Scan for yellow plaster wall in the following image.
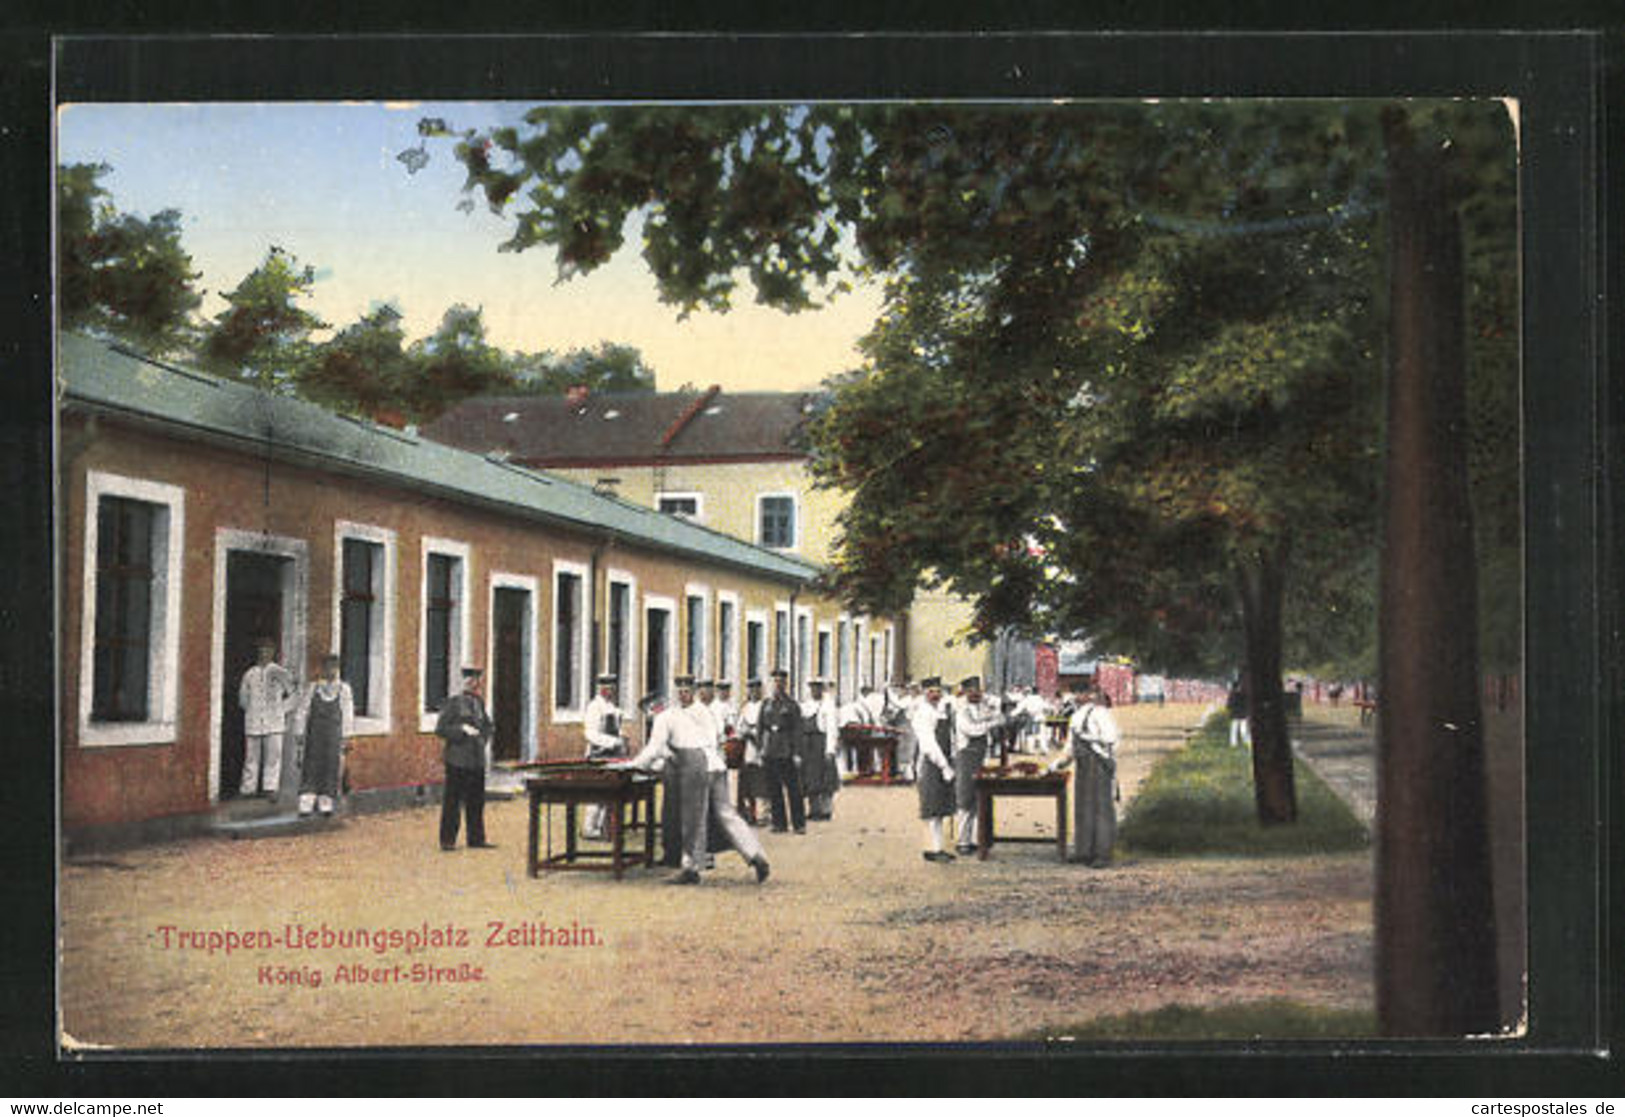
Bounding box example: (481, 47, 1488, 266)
(549, 459, 844, 566)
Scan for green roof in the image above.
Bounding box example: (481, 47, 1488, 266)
(58, 333, 824, 585)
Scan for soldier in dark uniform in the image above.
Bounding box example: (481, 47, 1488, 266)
(434, 666, 496, 851)
(758, 668, 805, 833)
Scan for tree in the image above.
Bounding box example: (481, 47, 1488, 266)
(434, 103, 1390, 823)
(199, 246, 327, 392)
(58, 163, 202, 356)
(299, 303, 415, 419)
(508, 341, 658, 395)
(402, 304, 516, 421)
(1372, 105, 1505, 1037)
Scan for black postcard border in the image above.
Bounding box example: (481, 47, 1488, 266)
(3, 19, 1618, 1097)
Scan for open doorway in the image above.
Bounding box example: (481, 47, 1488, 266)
(490, 582, 535, 763)
(219, 551, 293, 800)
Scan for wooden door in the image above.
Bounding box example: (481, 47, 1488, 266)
(491, 587, 528, 762)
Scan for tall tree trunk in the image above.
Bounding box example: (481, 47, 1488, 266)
(1238, 544, 1296, 825)
(1375, 108, 1499, 1036)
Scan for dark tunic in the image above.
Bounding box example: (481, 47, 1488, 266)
(435, 693, 491, 770)
(916, 711, 956, 819)
(799, 713, 837, 798)
(1069, 705, 1117, 865)
(298, 686, 344, 798)
(757, 694, 801, 760)
(1072, 749, 1117, 865)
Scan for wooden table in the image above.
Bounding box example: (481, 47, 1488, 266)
(840, 724, 904, 784)
(974, 769, 1069, 862)
(524, 765, 657, 880)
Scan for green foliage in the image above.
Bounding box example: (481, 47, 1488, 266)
(1117, 714, 1368, 855)
(1037, 1000, 1377, 1041)
(402, 304, 517, 421)
(199, 245, 327, 392)
(507, 341, 658, 396)
(58, 163, 202, 356)
(297, 304, 414, 418)
(435, 99, 1516, 691)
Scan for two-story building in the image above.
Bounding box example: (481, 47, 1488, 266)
(424, 385, 990, 697)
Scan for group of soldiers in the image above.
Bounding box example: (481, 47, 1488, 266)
(575, 668, 1124, 881)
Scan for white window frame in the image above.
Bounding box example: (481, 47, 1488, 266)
(419, 536, 471, 733)
(654, 490, 705, 522)
(817, 623, 834, 687)
(486, 572, 540, 761)
(773, 600, 791, 674)
(854, 618, 869, 692)
(716, 590, 741, 685)
(795, 605, 813, 699)
(209, 528, 309, 802)
(683, 582, 711, 680)
(605, 569, 639, 716)
(745, 607, 769, 685)
(332, 521, 396, 737)
(78, 471, 186, 748)
(839, 614, 857, 703)
(551, 558, 591, 723)
(755, 491, 800, 552)
(644, 593, 678, 702)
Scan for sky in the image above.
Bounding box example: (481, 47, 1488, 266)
(55, 101, 885, 393)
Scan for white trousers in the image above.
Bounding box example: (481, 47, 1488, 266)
(240, 732, 284, 794)
(954, 807, 978, 849)
(689, 771, 765, 871)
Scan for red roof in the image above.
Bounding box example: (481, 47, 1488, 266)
(422, 389, 820, 466)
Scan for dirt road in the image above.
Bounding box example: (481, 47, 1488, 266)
(60, 703, 1374, 1048)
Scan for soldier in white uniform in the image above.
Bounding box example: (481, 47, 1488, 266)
(238, 638, 296, 799)
(1049, 681, 1123, 866)
(950, 676, 1003, 854)
(709, 680, 739, 739)
(801, 679, 841, 820)
(910, 677, 957, 861)
(736, 678, 768, 823)
(582, 673, 627, 840)
(629, 676, 769, 886)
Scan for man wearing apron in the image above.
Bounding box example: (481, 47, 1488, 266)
(293, 652, 353, 817)
(1050, 681, 1123, 866)
(951, 676, 1002, 855)
(801, 679, 840, 821)
(582, 673, 627, 840)
(910, 677, 956, 862)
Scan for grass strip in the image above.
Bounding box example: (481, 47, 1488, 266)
(1035, 999, 1377, 1041)
(1118, 714, 1369, 856)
